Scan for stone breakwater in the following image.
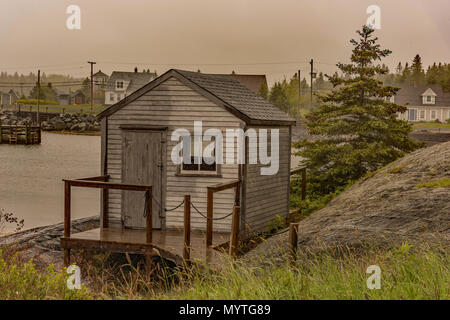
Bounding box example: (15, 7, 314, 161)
(0, 110, 100, 133)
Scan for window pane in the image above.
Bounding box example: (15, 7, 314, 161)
(182, 156, 198, 171)
(200, 157, 216, 171)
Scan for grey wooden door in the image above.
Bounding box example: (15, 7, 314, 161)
(122, 130, 163, 229)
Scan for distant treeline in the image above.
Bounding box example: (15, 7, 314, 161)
(265, 54, 450, 119)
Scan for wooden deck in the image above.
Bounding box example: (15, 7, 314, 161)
(61, 228, 231, 266)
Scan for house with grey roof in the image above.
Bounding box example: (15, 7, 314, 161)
(104, 69, 156, 105)
(96, 69, 295, 235)
(394, 84, 450, 122)
(93, 70, 109, 90)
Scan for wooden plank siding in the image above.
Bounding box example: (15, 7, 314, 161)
(105, 77, 243, 232)
(244, 126, 291, 232)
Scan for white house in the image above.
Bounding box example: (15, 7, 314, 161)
(394, 84, 450, 122)
(104, 69, 156, 105)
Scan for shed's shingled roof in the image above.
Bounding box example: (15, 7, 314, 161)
(97, 69, 294, 124)
(219, 74, 267, 94)
(174, 69, 293, 123)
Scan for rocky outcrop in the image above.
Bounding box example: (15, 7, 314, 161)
(0, 217, 99, 269)
(251, 142, 450, 259)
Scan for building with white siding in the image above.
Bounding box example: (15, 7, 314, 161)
(394, 84, 450, 122)
(96, 69, 295, 234)
(104, 69, 156, 106)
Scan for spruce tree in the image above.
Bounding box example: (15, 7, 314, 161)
(411, 54, 425, 85)
(294, 25, 421, 196)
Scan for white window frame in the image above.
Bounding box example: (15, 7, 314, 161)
(408, 108, 418, 122)
(430, 110, 437, 121)
(423, 95, 435, 105)
(419, 109, 426, 121)
(116, 81, 124, 90)
(110, 93, 115, 103)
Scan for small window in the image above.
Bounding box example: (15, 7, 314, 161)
(110, 93, 115, 102)
(116, 81, 124, 89)
(181, 136, 216, 173)
(419, 110, 425, 120)
(431, 110, 437, 120)
(426, 96, 432, 102)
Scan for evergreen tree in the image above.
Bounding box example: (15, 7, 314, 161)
(411, 54, 425, 85)
(400, 62, 411, 83)
(257, 81, 269, 100)
(294, 26, 421, 196)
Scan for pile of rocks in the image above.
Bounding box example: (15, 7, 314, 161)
(41, 113, 100, 132)
(0, 110, 33, 126)
(0, 110, 100, 133)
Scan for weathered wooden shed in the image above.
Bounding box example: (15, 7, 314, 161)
(61, 69, 295, 265)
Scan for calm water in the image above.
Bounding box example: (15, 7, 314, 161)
(0, 132, 100, 233)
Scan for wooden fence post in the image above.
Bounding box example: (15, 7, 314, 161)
(64, 181, 71, 265)
(229, 206, 240, 258)
(146, 187, 152, 244)
(206, 189, 213, 247)
(184, 195, 191, 263)
(288, 223, 299, 265)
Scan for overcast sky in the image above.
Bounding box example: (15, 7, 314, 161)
(1, 0, 449, 84)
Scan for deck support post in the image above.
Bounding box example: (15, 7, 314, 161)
(288, 223, 299, 265)
(64, 249, 71, 266)
(64, 181, 71, 266)
(146, 187, 152, 244)
(183, 195, 191, 263)
(206, 189, 213, 247)
(229, 206, 240, 258)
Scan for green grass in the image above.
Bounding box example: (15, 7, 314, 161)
(387, 163, 408, 174)
(414, 122, 450, 129)
(157, 244, 449, 300)
(0, 251, 92, 300)
(5, 104, 107, 115)
(1, 244, 448, 300)
(417, 177, 450, 188)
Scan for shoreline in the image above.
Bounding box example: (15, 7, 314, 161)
(43, 130, 101, 136)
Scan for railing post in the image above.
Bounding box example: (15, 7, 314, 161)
(146, 187, 152, 244)
(64, 180, 71, 266)
(206, 188, 213, 247)
(229, 206, 240, 258)
(301, 168, 307, 200)
(288, 223, 299, 265)
(101, 175, 109, 229)
(184, 194, 191, 263)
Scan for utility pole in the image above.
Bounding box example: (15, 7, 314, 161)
(37, 70, 40, 125)
(88, 61, 96, 113)
(309, 59, 315, 110)
(297, 69, 301, 116)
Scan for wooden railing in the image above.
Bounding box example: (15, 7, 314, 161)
(290, 166, 307, 200)
(62, 176, 152, 265)
(206, 179, 240, 248)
